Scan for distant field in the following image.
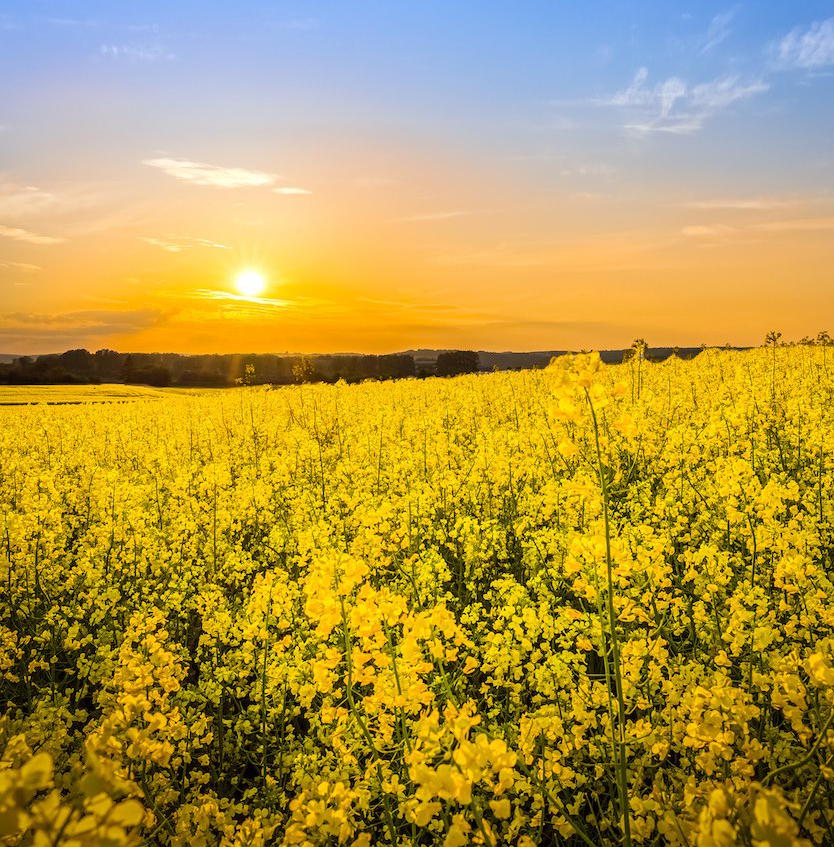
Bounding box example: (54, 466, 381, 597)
(0, 383, 201, 404)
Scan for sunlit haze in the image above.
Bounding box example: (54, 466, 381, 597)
(2, 2, 834, 354)
(236, 270, 267, 298)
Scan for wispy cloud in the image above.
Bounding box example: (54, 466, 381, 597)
(560, 163, 617, 177)
(140, 235, 231, 252)
(431, 232, 680, 273)
(48, 17, 99, 27)
(701, 9, 736, 53)
(0, 225, 65, 245)
(281, 18, 320, 31)
(772, 18, 834, 69)
(50, 17, 162, 34)
(681, 224, 736, 237)
(143, 157, 279, 188)
(193, 290, 291, 308)
(0, 261, 41, 272)
(141, 237, 184, 253)
(754, 216, 834, 232)
(570, 191, 603, 203)
(682, 216, 834, 237)
(0, 13, 21, 31)
(100, 43, 173, 61)
(399, 210, 470, 222)
(602, 68, 768, 135)
(684, 197, 788, 210)
(0, 309, 169, 345)
(0, 184, 59, 218)
(691, 77, 768, 110)
(274, 186, 312, 195)
(0, 181, 100, 219)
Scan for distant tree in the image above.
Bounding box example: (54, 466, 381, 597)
(94, 348, 123, 380)
(236, 363, 256, 386)
(60, 348, 94, 375)
(293, 356, 318, 384)
(382, 354, 416, 379)
(177, 368, 227, 387)
(121, 354, 135, 383)
(124, 362, 171, 387)
(435, 350, 479, 377)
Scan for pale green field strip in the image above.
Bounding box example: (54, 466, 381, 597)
(0, 384, 207, 405)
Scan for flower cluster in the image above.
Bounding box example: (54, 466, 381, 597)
(2, 345, 834, 844)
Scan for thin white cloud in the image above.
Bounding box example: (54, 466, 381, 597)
(691, 77, 768, 109)
(0, 181, 100, 219)
(0, 261, 41, 272)
(0, 184, 58, 218)
(399, 211, 470, 222)
(0, 225, 65, 245)
(281, 18, 320, 31)
(682, 217, 834, 237)
(603, 68, 768, 135)
(682, 225, 736, 237)
(274, 187, 312, 195)
(143, 157, 279, 188)
(754, 216, 834, 232)
(773, 18, 834, 69)
(701, 9, 736, 53)
(607, 67, 652, 106)
(100, 43, 173, 61)
(684, 197, 787, 210)
(560, 163, 617, 177)
(193, 290, 291, 308)
(570, 192, 603, 203)
(140, 235, 231, 252)
(141, 237, 185, 253)
(48, 17, 98, 27)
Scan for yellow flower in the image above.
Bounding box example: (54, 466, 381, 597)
(489, 797, 511, 819)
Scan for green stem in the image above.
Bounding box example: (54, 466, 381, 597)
(585, 387, 633, 847)
(798, 750, 834, 827)
(763, 708, 834, 787)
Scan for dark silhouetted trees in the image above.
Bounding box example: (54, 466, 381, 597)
(435, 350, 479, 377)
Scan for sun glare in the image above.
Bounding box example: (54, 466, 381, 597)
(235, 270, 266, 297)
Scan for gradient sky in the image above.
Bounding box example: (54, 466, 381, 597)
(1, 1, 834, 354)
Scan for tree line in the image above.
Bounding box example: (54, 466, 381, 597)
(0, 349, 482, 387)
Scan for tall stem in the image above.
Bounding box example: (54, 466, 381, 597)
(585, 388, 632, 847)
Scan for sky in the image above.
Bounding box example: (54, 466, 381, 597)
(1, 1, 834, 355)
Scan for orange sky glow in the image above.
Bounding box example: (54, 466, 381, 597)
(2, 4, 834, 354)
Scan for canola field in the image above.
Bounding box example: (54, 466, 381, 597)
(0, 384, 178, 406)
(2, 347, 834, 846)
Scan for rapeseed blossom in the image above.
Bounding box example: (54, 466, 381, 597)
(0, 346, 833, 844)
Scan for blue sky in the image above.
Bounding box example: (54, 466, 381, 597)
(1, 2, 834, 353)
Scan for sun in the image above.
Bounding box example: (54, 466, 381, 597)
(235, 270, 266, 297)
